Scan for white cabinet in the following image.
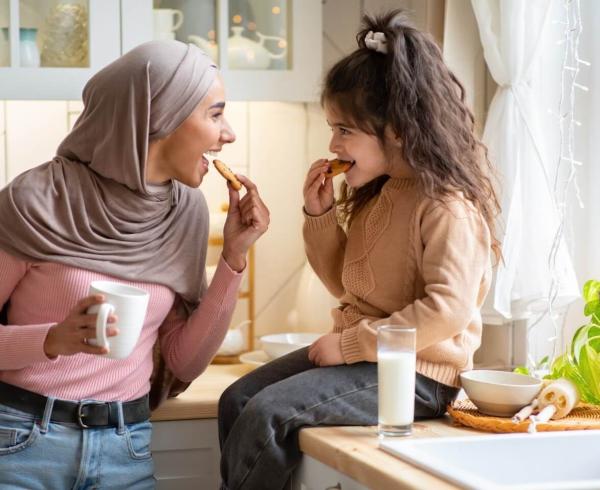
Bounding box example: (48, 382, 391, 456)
(0, 0, 152, 99)
(151, 0, 322, 101)
(292, 455, 370, 490)
(151, 418, 221, 490)
(0, 0, 321, 101)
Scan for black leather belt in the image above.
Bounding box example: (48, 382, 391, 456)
(0, 381, 150, 428)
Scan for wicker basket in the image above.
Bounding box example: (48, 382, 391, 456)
(448, 399, 600, 433)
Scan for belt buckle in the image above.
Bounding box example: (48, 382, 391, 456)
(77, 400, 102, 428)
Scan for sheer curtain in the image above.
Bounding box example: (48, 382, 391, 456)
(471, 0, 580, 331)
(562, 0, 600, 337)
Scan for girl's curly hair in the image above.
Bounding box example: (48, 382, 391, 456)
(322, 9, 501, 261)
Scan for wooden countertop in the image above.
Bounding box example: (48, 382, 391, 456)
(299, 420, 480, 490)
(151, 364, 480, 489)
(150, 363, 254, 421)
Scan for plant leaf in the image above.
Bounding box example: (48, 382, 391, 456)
(583, 280, 600, 304)
(584, 299, 600, 319)
(514, 366, 530, 375)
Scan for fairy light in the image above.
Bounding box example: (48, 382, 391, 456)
(527, 0, 589, 369)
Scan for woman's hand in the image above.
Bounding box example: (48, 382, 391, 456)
(222, 174, 270, 272)
(303, 159, 334, 217)
(308, 333, 345, 367)
(44, 294, 119, 358)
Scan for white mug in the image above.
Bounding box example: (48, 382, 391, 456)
(153, 9, 184, 40)
(87, 281, 150, 360)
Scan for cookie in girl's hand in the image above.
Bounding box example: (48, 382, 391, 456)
(324, 159, 353, 178)
(213, 159, 243, 191)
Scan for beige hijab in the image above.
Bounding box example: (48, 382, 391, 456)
(0, 40, 218, 407)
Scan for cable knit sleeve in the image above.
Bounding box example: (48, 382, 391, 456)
(340, 199, 492, 364)
(0, 250, 58, 370)
(303, 206, 347, 298)
(158, 255, 243, 382)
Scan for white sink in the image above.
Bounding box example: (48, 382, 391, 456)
(380, 430, 600, 489)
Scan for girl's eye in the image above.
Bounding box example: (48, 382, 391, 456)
(331, 127, 351, 136)
(211, 112, 223, 120)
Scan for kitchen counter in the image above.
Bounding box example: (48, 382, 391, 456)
(299, 421, 478, 490)
(151, 363, 255, 421)
(151, 364, 477, 489)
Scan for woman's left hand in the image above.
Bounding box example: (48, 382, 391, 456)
(222, 174, 270, 272)
(308, 333, 345, 366)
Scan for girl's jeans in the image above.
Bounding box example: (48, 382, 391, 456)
(218, 346, 459, 490)
(0, 399, 154, 489)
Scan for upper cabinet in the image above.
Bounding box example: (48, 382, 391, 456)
(0, 0, 322, 101)
(152, 0, 322, 101)
(0, 0, 128, 99)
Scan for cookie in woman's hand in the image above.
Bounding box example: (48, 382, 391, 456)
(213, 159, 243, 191)
(324, 159, 353, 178)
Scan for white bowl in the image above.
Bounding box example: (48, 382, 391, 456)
(260, 333, 321, 360)
(459, 370, 543, 417)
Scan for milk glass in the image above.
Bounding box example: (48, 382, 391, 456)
(377, 326, 416, 437)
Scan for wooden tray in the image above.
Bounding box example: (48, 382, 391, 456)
(448, 399, 600, 433)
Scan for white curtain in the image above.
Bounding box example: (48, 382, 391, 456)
(563, 0, 600, 335)
(471, 0, 579, 324)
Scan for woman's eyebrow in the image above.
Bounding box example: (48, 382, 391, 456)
(209, 102, 226, 110)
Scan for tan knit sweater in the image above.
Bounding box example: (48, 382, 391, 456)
(303, 177, 492, 387)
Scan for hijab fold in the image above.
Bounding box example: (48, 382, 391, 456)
(0, 41, 218, 408)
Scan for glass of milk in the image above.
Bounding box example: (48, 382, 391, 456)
(377, 326, 416, 437)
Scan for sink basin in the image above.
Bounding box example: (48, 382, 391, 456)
(380, 430, 600, 489)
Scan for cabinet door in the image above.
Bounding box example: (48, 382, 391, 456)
(292, 455, 370, 490)
(147, 0, 322, 101)
(0, 0, 121, 99)
(151, 419, 221, 490)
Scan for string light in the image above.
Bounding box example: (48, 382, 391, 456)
(528, 0, 589, 370)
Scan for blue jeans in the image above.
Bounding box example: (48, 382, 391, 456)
(0, 398, 155, 489)
(218, 347, 459, 490)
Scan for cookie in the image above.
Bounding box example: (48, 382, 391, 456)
(324, 159, 353, 178)
(213, 159, 243, 191)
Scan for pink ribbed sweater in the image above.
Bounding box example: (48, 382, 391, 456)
(0, 249, 242, 402)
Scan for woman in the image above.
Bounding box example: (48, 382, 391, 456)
(0, 40, 269, 489)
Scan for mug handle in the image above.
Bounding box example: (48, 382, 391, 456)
(172, 10, 184, 32)
(95, 303, 115, 350)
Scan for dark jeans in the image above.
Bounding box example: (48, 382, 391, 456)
(218, 347, 459, 490)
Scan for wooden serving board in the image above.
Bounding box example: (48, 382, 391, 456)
(448, 399, 600, 433)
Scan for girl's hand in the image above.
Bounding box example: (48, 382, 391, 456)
(303, 159, 334, 216)
(308, 333, 344, 366)
(44, 294, 119, 358)
(222, 174, 270, 272)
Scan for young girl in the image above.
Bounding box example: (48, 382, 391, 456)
(218, 10, 499, 490)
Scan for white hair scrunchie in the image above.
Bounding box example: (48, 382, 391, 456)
(364, 30, 388, 54)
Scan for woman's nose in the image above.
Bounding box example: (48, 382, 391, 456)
(221, 119, 236, 144)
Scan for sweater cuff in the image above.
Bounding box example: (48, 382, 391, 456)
(2, 323, 59, 366)
(340, 326, 364, 364)
(208, 256, 244, 302)
(303, 206, 338, 232)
